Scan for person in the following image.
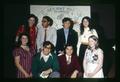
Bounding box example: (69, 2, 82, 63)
(13, 33, 35, 78)
(56, 17, 78, 55)
(77, 16, 98, 73)
(83, 35, 104, 78)
(32, 41, 60, 78)
(15, 14, 38, 50)
(36, 16, 57, 52)
(58, 44, 82, 78)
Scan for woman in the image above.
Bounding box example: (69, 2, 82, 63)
(83, 35, 104, 78)
(13, 33, 35, 78)
(77, 16, 98, 73)
(15, 14, 38, 50)
(58, 44, 81, 78)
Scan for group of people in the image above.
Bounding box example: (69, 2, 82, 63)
(13, 14, 104, 78)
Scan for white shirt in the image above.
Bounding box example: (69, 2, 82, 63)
(40, 52, 52, 62)
(65, 54, 72, 64)
(36, 25, 57, 52)
(77, 27, 98, 56)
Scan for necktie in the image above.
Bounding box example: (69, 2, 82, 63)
(44, 29, 47, 42)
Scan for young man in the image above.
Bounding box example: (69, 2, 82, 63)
(36, 16, 57, 52)
(56, 17, 78, 55)
(32, 41, 60, 78)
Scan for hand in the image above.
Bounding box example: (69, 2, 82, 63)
(29, 73, 32, 77)
(58, 51, 64, 55)
(24, 73, 30, 78)
(42, 69, 52, 76)
(71, 70, 78, 78)
(87, 73, 94, 77)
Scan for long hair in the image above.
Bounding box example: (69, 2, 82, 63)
(80, 16, 93, 35)
(17, 33, 31, 47)
(25, 14, 38, 34)
(88, 35, 99, 50)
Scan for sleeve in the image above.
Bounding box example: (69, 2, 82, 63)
(52, 28, 57, 47)
(36, 28, 41, 52)
(13, 48, 20, 57)
(52, 54, 60, 71)
(16, 25, 25, 36)
(15, 25, 25, 42)
(31, 55, 39, 78)
(74, 56, 81, 72)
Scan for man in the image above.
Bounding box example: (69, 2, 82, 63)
(56, 17, 78, 55)
(32, 41, 60, 78)
(36, 16, 57, 52)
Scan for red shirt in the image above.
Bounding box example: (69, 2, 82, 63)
(16, 25, 37, 50)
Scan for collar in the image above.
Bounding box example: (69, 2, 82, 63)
(40, 51, 52, 59)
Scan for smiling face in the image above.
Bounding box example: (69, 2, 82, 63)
(43, 44, 51, 55)
(42, 18, 50, 28)
(65, 46, 73, 56)
(63, 21, 71, 29)
(83, 18, 89, 28)
(21, 35, 28, 46)
(88, 38, 97, 49)
(28, 17, 35, 27)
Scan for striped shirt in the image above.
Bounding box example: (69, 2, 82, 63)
(13, 47, 35, 78)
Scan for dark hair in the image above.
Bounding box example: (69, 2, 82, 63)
(62, 17, 74, 29)
(88, 35, 99, 49)
(25, 14, 38, 34)
(43, 41, 54, 52)
(27, 14, 38, 26)
(43, 16, 53, 26)
(80, 16, 93, 35)
(64, 44, 73, 54)
(17, 33, 30, 47)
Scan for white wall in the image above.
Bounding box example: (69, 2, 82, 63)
(30, 5, 91, 30)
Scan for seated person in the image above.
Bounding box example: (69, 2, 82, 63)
(32, 41, 60, 78)
(58, 44, 82, 78)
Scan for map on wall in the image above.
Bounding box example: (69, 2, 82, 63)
(30, 5, 91, 30)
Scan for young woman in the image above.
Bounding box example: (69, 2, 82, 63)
(15, 14, 38, 50)
(13, 33, 35, 78)
(83, 35, 104, 78)
(77, 16, 98, 73)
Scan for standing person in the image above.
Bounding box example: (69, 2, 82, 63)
(83, 35, 104, 78)
(13, 33, 35, 78)
(15, 14, 38, 50)
(77, 16, 98, 73)
(32, 41, 60, 78)
(58, 44, 82, 78)
(36, 16, 57, 52)
(56, 17, 78, 55)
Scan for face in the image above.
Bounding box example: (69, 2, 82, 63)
(63, 21, 71, 29)
(88, 38, 97, 49)
(43, 44, 51, 55)
(83, 19, 89, 28)
(65, 46, 73, 56)
(42, 18, 50, 28)
(28, 17, 35, 27)
(21, 35, 28, 46)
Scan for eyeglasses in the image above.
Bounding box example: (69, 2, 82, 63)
(44, 46, 51, 49)
(42, 21, 47, 23)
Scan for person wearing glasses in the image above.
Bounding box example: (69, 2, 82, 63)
(32, 41, 60, 78)
(36, 16, 57, 52)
